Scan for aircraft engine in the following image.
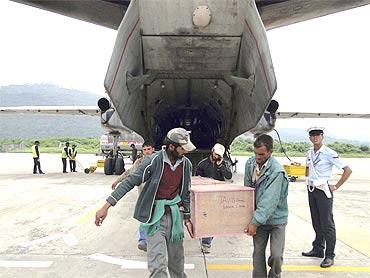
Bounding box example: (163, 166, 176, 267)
(97, 97, 111, 113)
(249, 100, 279, 136)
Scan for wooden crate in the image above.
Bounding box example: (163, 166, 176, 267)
(190, 176, 255, 238)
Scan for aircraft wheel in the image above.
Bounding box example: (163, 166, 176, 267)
(115, 157, 125, 175)
(104, 158, 114, 175)
(289, 176, 297, 182)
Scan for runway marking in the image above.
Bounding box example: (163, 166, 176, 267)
(19, 233, 63, 247)
(62, 233, 79, 246)
(76, 209, 97, 225)
(88, 253, 195, 270)
(76, 201, 106, 225)
(0, 260, 53, 268)
(207, 264, 370, 272)
(20, 233, 78, 247)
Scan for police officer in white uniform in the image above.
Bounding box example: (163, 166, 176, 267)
(302, 127, 352, 268)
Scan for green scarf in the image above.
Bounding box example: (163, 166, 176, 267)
(140, 195, 184, 243)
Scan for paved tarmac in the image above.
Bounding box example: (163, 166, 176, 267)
(0, 153, 369, 277)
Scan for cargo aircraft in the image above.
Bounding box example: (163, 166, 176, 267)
(4, 0, 370, 174)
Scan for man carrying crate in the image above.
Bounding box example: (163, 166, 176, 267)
(244, 134, 289, 278)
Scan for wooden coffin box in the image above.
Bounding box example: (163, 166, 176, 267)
(190, 176, 255, 239)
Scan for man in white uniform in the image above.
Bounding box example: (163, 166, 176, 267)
(302, 127, 352, 268)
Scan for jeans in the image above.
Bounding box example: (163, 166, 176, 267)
(139, 226, 146, 243)
(252, 224, 286, 278)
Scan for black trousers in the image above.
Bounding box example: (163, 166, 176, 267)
(33, 158, 42, 173)
(308, 188, 336, 258)
(69, 160, 76, 172)
(62, 158, 67, 172)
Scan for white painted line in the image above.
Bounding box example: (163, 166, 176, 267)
(88, 253, 195, 270)
(121, 259, 147, 269)
(184, 264, 195, 270)
(88, 253, 124, 266)
(63, 233, 79, 246)
(0, 260, 53, 268)
(20, 233, 63, 247)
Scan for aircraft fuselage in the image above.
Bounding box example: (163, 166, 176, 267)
(104, 0, 276, 150)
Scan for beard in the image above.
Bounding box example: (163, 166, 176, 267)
(168, 148, 183, 160)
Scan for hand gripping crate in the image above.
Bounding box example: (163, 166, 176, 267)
(190, 176, 255, 238)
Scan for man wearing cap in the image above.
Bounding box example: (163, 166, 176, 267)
(244, 134, 289, 278)
(302, 127, 352, 268)
(95, 127, 195, 277)
(195, 143, 232, 253)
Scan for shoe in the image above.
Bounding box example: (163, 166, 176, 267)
(33, 172, 37, 174)
(302, 249, 324, 258)
(63, 171, 67, 173)
(39, 172, 45, 174)
(138, 241, 147, 252)
(201, 244, 211, 254)
(320, 257, 334, 268)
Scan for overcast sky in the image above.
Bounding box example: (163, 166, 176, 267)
(0, 1, 369, 140)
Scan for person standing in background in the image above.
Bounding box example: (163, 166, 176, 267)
(69, 144, 77, 172)
(61, 142, 70, 173)
(130, 143, 138, 163)
(302, 127, 352, 268)
(32, 140, 44, 174)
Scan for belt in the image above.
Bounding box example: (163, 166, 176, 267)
(307, 184, 315, 192)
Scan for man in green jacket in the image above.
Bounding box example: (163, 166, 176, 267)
(244, 134, 289, 278)
(95, 127, 195, 278)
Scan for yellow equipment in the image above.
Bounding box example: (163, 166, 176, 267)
(284, 162, 306, 182)
(83, 159, 105, 174)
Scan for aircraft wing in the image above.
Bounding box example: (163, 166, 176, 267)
(0, 105, 136, 134)
(0, 106, 100, 116)
(256, 0, 370, 30)
(277, 112, 370, 119)
(11, 0, 129, 29)
(12, 0, 370, 31)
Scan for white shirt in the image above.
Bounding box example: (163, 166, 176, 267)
(306, 145, 345, 198)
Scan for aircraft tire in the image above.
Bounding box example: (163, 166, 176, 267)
(115, 157, 125, 175)
(104, 158, 114, 175)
